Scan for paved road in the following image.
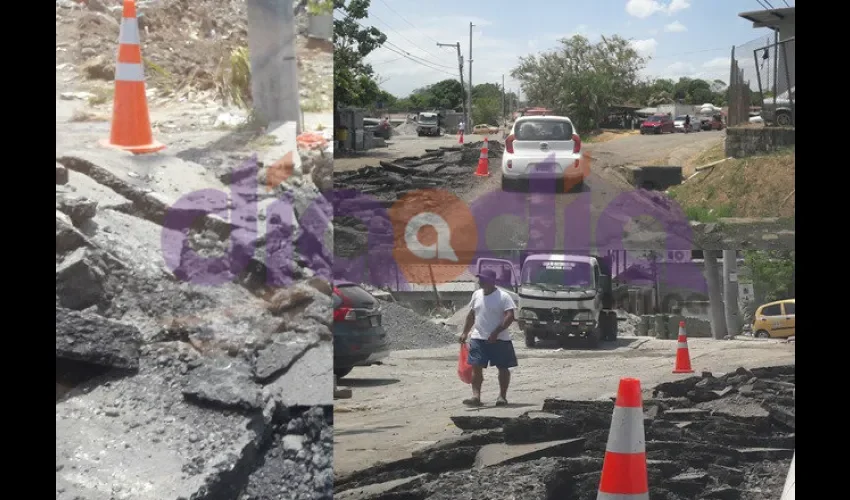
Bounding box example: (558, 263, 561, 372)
(335, 129, 723, 251)
(333, 335, 794, 477)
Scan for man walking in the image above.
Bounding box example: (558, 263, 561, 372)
(459, 269, 518, 407)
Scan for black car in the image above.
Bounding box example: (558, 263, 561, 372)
(333, 282, 390, 379)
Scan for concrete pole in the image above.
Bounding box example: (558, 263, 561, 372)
(703, 250, 726, 339)
(246, 0, 302, 133)
(468, 22, 473, 127)
(722, 250, 742, 337)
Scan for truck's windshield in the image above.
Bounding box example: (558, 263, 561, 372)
(418, 114, 438, 124)
(522, 260, 594, 289)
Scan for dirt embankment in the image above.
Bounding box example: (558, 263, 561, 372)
(335, 365, 795, 500)
(56, 0, 332, 111)
(671, 143, 795, 221)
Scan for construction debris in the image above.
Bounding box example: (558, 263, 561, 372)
(334, 142, 501, 261)
(334, 365, 795, 500)
(380, 302, 458, 350)
(55, 147, 333, 499)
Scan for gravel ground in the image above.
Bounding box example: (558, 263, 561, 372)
(239, 406, 333, 500)
(381, 302, 457, 350)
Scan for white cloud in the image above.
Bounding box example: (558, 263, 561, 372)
(664, 21, 687, 32)
(668, 0, 691, 14)
(625, 0, 692, 19)
(703, 57, 730, 71)
(630, 38, 659, 58)
(646, 56, 731, 83)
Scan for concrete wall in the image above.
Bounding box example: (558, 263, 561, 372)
(636, 314, 713, 339)
(726, 127, 795, 158)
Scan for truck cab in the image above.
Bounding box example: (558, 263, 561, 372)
(416, 112, 441, 136)
(476, 253, 618, 348)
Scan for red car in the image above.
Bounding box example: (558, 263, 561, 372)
(640, 114, 674, 134)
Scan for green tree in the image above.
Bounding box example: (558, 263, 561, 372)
(471, 83, 505, 124)
(511, 35, 647, 132)
(744, 250, 795, 304)
(334, 0, 386, 107)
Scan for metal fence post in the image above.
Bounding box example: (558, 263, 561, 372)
(781, 40, 794, 125)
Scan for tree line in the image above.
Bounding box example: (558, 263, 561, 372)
(334, 3, 737, 131)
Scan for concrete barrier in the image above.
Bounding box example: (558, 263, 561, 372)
(726, 126, 795, 158)
(653, 315, 668, 339)
(667, 315, 712, 338)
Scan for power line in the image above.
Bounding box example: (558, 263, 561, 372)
(377, 45, 457, 77)
(336, 9, 454, 76)
(376, 0, 442, 45)
(335, 8, 456, 72)
(370, 55, 406, 66)
(366, 10, 454, 68)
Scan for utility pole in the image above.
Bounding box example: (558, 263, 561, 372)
(703, 250, 727, 339)
(437, 42, 466, 129)
(722, 250, 742, 337)
(468, 22, 474, 128)
(501, 74, 505, 125)
(246, 0, 301, 132)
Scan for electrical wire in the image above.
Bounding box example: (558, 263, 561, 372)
(365, 9, 455, 68)
(334, 8, 457, 76)
(376, 0, 442, 45)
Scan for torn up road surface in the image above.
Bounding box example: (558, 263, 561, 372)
(335, 363, 795, 500)
(56, 145, 333, 500)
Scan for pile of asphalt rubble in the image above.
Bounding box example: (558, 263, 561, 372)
(334, 142, 502, 259)
(335, 365, 795, 500)
(379, 301, 457, 350)
(55, 150, 334, 499)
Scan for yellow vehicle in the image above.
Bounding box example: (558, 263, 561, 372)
(472, 124, 498, 135)
(752, 299, 795, 338)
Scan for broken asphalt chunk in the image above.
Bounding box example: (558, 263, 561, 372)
(182, 359, 264, 412)
(55, 307, 141, 371)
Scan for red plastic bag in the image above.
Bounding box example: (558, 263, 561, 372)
(458, 343, 473, 384)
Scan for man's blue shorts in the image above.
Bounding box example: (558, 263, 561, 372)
(468, 339, 519, 369)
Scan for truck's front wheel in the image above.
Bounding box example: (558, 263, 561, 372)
(524, 330, 536, 348)
(585, 327, 600, 348)
(600, 311, 618, 342)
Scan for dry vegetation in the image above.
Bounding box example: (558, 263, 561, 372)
(584, 128, 640, 143)
(669, 145, 795, 221)
(57, 0, 331, 112)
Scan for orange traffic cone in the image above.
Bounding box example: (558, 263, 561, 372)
(673, 321, 695, 374)
(474, 138, 489, 176)
(101, 0, 165, 154)
(458, 130, 464, 144)
(597, 377, 649, 500)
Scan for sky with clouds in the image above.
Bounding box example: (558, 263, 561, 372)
(351, 0, 794, 97)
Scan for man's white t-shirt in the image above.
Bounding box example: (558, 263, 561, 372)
(468, 288, 517, 341)
(459, 122, 465, 132)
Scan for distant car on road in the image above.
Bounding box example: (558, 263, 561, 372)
(673, 115, 699, 133)
(472, 124, 498, 135)
(704, 114, 724, 131)
(501, 115, 583, 192)
(333, 282, 389, 379)
(363, 118, 391, 139)
(640, 114, 674, 134)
